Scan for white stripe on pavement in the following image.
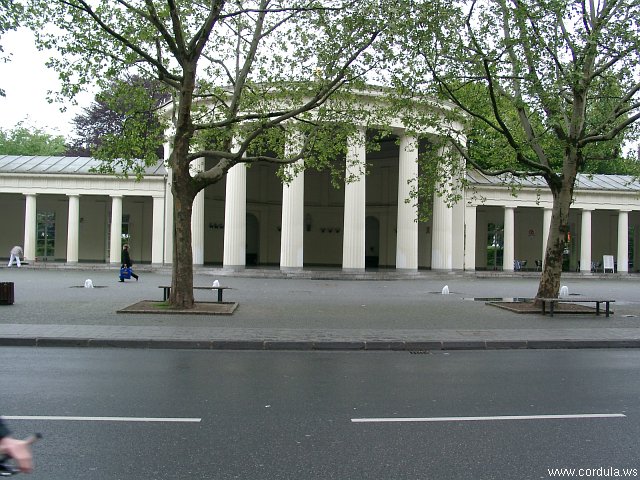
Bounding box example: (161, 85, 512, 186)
(4, 416, 201, 423)
(351, 413, 626, 423)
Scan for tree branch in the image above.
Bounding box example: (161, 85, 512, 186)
(449, 135, 549, 178)
(59, 0, 181, 82)
(580, 110, 640, 146)
(187, 0, 225, 60)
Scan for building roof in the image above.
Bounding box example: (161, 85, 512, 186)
(0, 155, 167, 176)
(1, 156, 638, 192)
(467, 169, 640, 192)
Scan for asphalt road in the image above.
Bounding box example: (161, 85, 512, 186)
(2, 348, 640, 479)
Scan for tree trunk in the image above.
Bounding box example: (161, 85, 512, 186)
(167, 69, 198, 309)
(535, 177, 575, 300)
(170, 179, 196, 308)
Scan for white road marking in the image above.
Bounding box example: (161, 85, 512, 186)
(4, 416, 201, 423)
(351, 413, 626, 423)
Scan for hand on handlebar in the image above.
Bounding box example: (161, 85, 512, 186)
(0, 434, 41, 474)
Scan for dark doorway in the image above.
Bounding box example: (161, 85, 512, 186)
(365, 216, 380, 268)
(246, 213, 259, 266)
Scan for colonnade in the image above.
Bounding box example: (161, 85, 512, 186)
(9, 148, 636, 273)
(177, 128, 455, 271)
(466, 205, 634, 272)
(18, 192, 165, 264)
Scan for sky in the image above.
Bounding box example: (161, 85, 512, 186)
(0, 27, 92, 139)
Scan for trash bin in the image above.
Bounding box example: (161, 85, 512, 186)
(0, 282, 14, 305)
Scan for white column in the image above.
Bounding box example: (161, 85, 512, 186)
(342, 126, 366, 270)
(109, 195, 123, 265)
(542, 207, 552, 266)
(151, 195, 165, 265)
(163, 127, 174, 265)
(23, 193, 37, 262)
(66, 194, 80, 264)
(191, 157, 205, 266)
(580, 208, 592, 273)
(464, 204, 477, 271)
(280, 131, 305, 270)
(452, 199, 466, 270)
(431, 195, 453, 270)
(223, 163, 247, 268)
(396, 134, 418, 270)
(431, 147, 454, 270)
(164, 169, 174, 264)
(617, 209, 630, 273)
(503, 206, 515, 271)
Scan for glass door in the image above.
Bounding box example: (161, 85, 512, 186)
(36, 212, 56, 260)
(487, 223, 504, 270)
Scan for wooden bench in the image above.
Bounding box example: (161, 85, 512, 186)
(159, 285, 231, 303)
(539, 297, 615, 317)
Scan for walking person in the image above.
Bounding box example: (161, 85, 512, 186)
(7, 246, 23, 268)
(119, 244, 139, 282)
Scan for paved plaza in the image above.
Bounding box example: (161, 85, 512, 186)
(1, 266, 640, 350)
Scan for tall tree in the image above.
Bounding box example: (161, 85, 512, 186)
(67, 76, 169, 164)
(0, 123, 66, 155)
(390, 0, 640, 298)
(26, 0, 389, 308)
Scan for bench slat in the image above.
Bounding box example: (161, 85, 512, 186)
(538, 297, 614, 302)
(158, 286, 231, 303)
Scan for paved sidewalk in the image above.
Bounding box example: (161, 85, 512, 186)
(1, 267, 640, 350)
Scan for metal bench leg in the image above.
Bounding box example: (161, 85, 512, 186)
(217, 289, 223, 303)
(596, 302, 600, 315)
(164, 287, 170, 301)
(605, 302, 610, 317)
(549, 302, 554, 317)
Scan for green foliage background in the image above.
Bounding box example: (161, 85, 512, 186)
(0, 123, 66, 155)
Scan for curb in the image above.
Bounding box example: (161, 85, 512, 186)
(2, 337, 640, 351)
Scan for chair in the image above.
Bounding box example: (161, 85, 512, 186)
(535, 260, 542, 271)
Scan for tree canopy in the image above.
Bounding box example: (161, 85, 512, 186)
(0, 123, 66, 155)
(67, 76, 169, 167)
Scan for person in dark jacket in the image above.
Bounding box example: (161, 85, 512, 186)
(119, 244, 139, 282)
(0, 418, 33, 473)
